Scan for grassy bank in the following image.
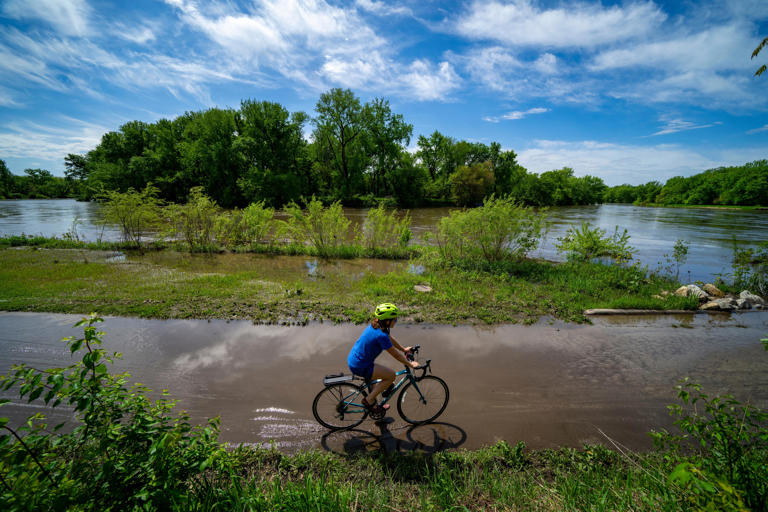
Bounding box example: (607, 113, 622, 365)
(192, 442, 682, 511)
(0, 245, 695, 324)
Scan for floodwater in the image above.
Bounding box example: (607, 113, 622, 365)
(1, 199, 766, 282)
(1, 312, 766, 454)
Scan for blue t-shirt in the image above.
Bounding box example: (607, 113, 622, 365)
(347, 324, 392, 370)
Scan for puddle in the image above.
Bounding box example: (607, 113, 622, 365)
(105, 251, 126, 263)
(130, 251, 404, 281)
(1, 312, 766, 453)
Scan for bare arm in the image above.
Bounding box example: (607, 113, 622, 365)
(387, 346, 419, 368)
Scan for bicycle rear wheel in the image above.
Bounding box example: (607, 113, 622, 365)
(396, 375, 449, 425)
(312, 383, 368, 430)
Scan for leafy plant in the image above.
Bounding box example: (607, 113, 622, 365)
(0, 314, 224, 510)
(651, 377, 768, 510)
(430, 195, 547, 264)
(555, 222, 634, 263)
(241, 201, 275, 246)
(100, 186, 163, 250)
(166, 187, 220, 251)
(357, 204, 411, 254)
(280, 197, 352, 258)
(731, 240, 768, 296)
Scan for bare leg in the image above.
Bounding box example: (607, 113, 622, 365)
(366, 364, 395, 403)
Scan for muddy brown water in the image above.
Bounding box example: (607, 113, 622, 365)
(1, 312, 767, 454)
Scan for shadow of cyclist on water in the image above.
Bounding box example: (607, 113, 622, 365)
(320, 420, 466, 456)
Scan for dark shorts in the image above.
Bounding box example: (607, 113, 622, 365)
(349, 363, 374, 382)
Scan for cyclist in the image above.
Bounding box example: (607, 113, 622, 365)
(347, 302, 419, 416)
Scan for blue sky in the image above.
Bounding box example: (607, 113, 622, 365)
(1, 0, 767, 185)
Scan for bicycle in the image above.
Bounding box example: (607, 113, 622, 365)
(312, 345, 449, 430)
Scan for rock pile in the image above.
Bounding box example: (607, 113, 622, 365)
(672, 284, 766, 311)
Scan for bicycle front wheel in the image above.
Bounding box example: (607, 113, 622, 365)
(397, 375, 449, 425)
(312, 383, 368, 430)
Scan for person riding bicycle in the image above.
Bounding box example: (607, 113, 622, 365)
(347, 303, 419, 416)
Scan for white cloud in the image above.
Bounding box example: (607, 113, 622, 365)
(517, 139, 767, 185)
(746, 124, 768, 134)
(650, 118, 720, 136)
(591, 24, 754, 72)
(400, 60, 461, 101)
(115, 24, 157, 45)
(0, 118, 109, 164)
(356, 0, 412, 17)
(456, 0, 665, 48)
(2, 0, 91, 37)
(533, 53, 557, 74)
(484, 107, 549, 122)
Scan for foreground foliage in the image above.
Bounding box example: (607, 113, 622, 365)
(2, 318, 766, 511)
(0, 314, 224, 510)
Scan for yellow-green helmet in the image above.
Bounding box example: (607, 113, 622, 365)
(374, 303, 399, 320)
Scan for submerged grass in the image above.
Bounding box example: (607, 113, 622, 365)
(0, 245, 696, 324)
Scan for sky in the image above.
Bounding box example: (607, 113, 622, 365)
(0, 0, 767, 186)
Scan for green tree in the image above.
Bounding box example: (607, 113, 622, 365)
(235, 100, 309, 207)
(362, 97, 412, 197)
(178, 109, 242, 208)
(449, 161, 495, 206)
(313, 88, 369, 200)
(0, 159, 12, 198)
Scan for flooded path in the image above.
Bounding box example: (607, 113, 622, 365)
(1, 312, 767, 454)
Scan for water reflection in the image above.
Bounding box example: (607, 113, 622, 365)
(2, 200, 767, 284)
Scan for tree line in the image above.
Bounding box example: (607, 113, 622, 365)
(0, 89, 607, 208)
(603, 160, 768, 206)
(1, 89, 764, 207)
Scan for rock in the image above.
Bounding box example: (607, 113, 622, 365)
(652, 294, 664, 300)
(660, 290, 670, 297)
(735, 299, 752, 310)
(414, 284, 433, 293)
(675, 285, 708, 301)
(702, 283, 724, 297)
(739, 290, 766, 306)
(700, 301, 721, 311)
(714, 298, 737, 311)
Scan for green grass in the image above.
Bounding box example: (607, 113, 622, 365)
(0, 246, 696, 324)
(182, 442, 686, 511)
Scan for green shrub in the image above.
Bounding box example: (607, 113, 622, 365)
(652, 377, 768, 510)
(731, 241, 768, 296)
(357, 204, 411, 254)
(430, 196, 547, 264)
(0, 314, 225, 510)
(555, 221, 634, 263)
(280, 197, 352, 258)
(241, 201, 275, 245)
(100, 185, 163, 250)
(166, 187, 220, 251)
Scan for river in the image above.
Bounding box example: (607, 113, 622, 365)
(1, 199, 766, 283)
(1, 312, 766, 454)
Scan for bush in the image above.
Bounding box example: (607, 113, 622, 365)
(100, 186, 163, 250)
(731, 241, 768, 296)
(555, 222, 634, 263)
(0, 314, 225, 510)
(357, 204, 411, 254)
(430, 196, 547, 264)
(280, 197, 352, 258)
(166, 187, 220, 251)
(652, 377, 768, 510)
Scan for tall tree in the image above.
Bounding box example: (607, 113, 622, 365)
(235, 100, 309, 206)
(362, 98, 412, 196)
(313, 88, 368, 199)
